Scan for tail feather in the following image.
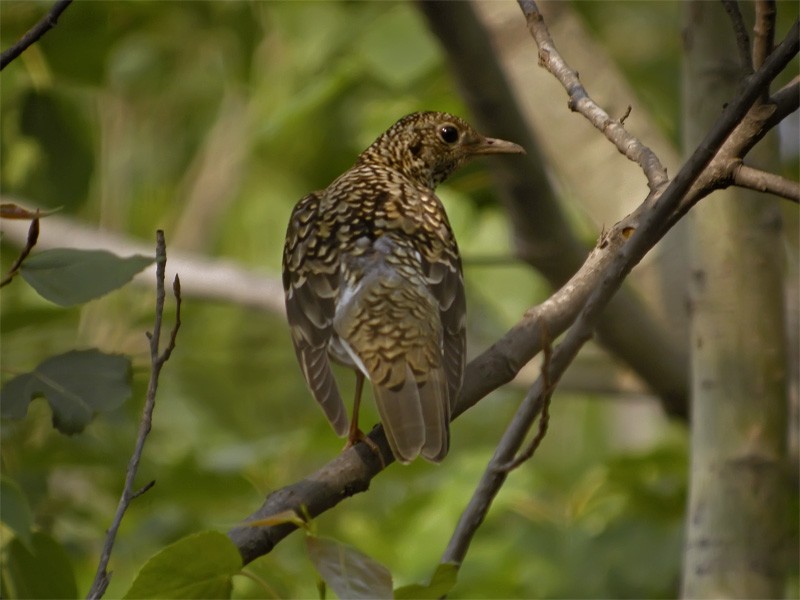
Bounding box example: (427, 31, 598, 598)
(418, 369, 450, 462)
(372, 364, 449, 464)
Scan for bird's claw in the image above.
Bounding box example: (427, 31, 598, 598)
(344, 428, 385, 468)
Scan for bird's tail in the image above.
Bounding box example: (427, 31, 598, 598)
(371, 364, 450, 464)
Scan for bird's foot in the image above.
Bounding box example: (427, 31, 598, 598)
(344, 428, 385, 468)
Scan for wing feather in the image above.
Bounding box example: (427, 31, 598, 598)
(283, 192, 348, 436)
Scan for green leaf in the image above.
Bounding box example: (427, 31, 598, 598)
(20, 248, 154, 306)
(306, 535, 393, 600)
(1, 349, 132, 434)
(123, 531, 242, 599)
(0, 476, 34, 550)
(394, 562, 459, 599)
(4, 532, 78, 599)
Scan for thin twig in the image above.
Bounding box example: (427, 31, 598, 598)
(86, 230, 182, 600)
(519, 0, 668, 191)
(753, 0, 777, 71)
(722, 0, 754, 76)
(766, 75, 799, 129)
(496, 329, 555, 472)
(0, 216, 39, 287)
(733, 163, 800, 203)
(0, 0, 73, 70)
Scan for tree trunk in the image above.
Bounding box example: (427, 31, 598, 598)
(681, 2, 790, 597)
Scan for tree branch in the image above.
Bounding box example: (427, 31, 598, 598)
(86, 231, 182, 600)
(0, 0, 73, 70)
(733, 163, 800, 202)
(753, 0, 777, 70)
(722, 0, 754, 76)
(519, 0, 668, 191)
(766, 75, 799, 128)
(668, 22, 799, 226)
(439, 6, 799, 568)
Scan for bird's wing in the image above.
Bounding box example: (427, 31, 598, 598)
(282, 192, 348, 437)
(424, 232, 467, 413)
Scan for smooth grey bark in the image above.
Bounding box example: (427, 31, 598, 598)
(681, 2, 791, 597)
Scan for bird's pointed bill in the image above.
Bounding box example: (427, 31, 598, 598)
(471, 137, 526, 155)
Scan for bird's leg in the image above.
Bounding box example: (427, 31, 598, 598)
(344, 372, 384, 465)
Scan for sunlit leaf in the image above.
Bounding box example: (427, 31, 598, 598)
(0, 349, 132, 434)
(0, 476, 34, 550)
(394, 562, 458, 599)
(306, 535, 393, 600)
(20, 248, 154, 306)
(123, 531, 242, 599)
(4, 532, 78, 599)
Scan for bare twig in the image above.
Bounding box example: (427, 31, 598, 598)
(0, 0, 73, 70)
(87, 230, 182, 600)
(766, 75, 799, 128)
(496, 330, 555, 473)
(442, 326, 590, 566)
(0, 217, 39, 287)
(753, 0, 777, 70)
(733, 163, 800, 202)
(722, 0, 754, 75)
(519, 0, 668, 191)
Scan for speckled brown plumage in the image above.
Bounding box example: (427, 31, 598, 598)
(282, 111, 524, 464)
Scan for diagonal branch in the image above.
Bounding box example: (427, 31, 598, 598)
(766, 75, 799, 128)
(520, 1, 668, 190)
(0, 0, 73, 70)
(438, 2, 800, 568)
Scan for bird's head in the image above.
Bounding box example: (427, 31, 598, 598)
(357, 111, 525, 189)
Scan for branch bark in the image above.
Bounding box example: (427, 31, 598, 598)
(734, 163, 800, 202)
(0, 0, 72, 70)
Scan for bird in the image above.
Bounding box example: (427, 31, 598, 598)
(282, 111, 524, 464)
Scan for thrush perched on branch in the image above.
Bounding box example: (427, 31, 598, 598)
(283, 111, 525, 464)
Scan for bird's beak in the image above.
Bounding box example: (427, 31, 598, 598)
(471, 136, 526, 155)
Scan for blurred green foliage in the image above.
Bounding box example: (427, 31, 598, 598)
(0, 1, 714, 597)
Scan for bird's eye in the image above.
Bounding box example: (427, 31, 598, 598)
(439, 125, 459, 144)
